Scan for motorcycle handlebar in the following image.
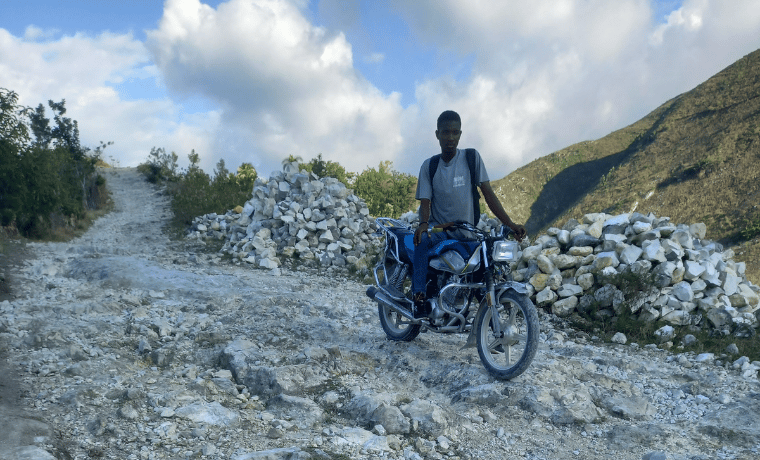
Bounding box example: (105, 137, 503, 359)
(428, 221, 518, 241)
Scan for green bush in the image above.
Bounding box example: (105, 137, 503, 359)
(1, 88, 107, 238)
(138, 152, 257, 233)
(136, 147, 179, 183)
(352, 160, 416, 218)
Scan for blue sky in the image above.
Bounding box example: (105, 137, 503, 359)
(2, 0, 759, 179)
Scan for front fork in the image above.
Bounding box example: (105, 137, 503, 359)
(484, 270, 505, 337)
(461, 269, 503, 349)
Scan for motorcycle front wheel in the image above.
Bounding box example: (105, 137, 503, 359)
(474, 291, 539, 380)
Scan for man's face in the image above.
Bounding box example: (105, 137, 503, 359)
(436, 120, 461, 156)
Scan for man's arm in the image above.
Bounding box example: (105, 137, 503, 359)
(480, 181, 526, 241)
(414, 198, 431, 245)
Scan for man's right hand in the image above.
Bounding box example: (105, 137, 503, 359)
(434, 222, 456, 231)
(414, 223, 429, 245)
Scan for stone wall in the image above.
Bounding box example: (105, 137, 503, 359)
(189, 168, 760, 335)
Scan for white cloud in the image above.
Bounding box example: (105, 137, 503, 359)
(392, 0, 760, 178)
(365, 52, 385, 64)
(145, 0, 404, 176)
(0, 27, 219, 169)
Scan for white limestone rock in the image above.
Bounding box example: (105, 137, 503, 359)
(552, 296, 578, 317)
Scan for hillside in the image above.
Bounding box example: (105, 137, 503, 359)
(492, 48, 760, 284)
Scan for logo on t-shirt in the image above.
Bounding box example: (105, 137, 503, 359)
(453, 175, 465, 188)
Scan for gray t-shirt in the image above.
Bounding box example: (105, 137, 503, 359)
(415, 148, 489, 238)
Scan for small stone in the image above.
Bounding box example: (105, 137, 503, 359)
(654, 325, 675, 343)
(611, 332, 627, 344)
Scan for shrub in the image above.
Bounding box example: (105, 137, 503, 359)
(352, 160, 416, 218)
(138, 151, 257, 234)
(1, 88, 108, 238)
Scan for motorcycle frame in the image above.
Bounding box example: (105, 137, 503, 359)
(373, 218, 528, 335)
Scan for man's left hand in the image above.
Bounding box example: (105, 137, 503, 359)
(510, 224, 527, 242)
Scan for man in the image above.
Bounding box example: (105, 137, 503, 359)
(412, 110, 526, 318)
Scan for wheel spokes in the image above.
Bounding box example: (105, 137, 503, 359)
(486, 305, 526, 366)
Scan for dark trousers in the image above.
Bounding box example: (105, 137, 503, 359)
(412, 230, 448, 296)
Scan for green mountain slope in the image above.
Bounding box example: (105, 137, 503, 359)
(492, 48, 760, 283)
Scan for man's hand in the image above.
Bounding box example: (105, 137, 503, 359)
(509, 224, 527, 242)
(414, 223, 429, 246)
(434, 222, 456, 231)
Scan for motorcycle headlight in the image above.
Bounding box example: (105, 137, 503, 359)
(492, 240, 520, 262)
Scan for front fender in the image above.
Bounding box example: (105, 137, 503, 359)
(495, 281, 529, 297)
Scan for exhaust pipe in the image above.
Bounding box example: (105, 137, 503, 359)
(366, 286, 417, 321)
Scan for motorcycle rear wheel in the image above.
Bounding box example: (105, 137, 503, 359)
(474, 291, 539, 380)
(376, 261, 421, 341)
(378, 304, 421, 341)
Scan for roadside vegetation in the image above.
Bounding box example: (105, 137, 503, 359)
(1, 87, 112, 299)
(137, 149, 418, 237)
(1, 88, 111, 240)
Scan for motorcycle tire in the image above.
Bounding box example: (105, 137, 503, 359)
(474, 291, 539, 380)
(378, 303, 421, 342)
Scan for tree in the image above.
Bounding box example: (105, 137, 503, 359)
(0, 88, 30, 149)
(302, 153, 355, 186)
(213, 158, 231, 182)
(28, 103, 52, 148)
(236, 162, 257, 184)
(353, 161, 417, 218)
(1, 90, 108, 235)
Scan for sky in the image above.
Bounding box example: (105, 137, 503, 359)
(1, 0, 760, 180)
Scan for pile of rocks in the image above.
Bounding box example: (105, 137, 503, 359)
(188, 164, 378, 272)
(507, 212, 760, 336)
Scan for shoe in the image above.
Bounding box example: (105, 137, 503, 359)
(413, 292, 430, 319)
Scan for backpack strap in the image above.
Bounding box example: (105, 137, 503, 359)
(428, 153, 441, 215)
(428, 153, 441, 183)
(427, 150, 481, 225)
(465, 148, 481, 225)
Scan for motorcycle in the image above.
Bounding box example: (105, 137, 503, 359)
(366, 218, 539, 380)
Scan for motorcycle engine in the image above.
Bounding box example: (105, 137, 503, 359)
(438, 274, 468, 313)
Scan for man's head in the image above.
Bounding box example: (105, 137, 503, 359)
(437, 110, 461, 130)
(436, 110, 462, 157)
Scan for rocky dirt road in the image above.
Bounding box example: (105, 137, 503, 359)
(1, 168, 759, 460)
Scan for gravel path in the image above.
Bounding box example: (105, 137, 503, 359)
(1, 168, 759, 460)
